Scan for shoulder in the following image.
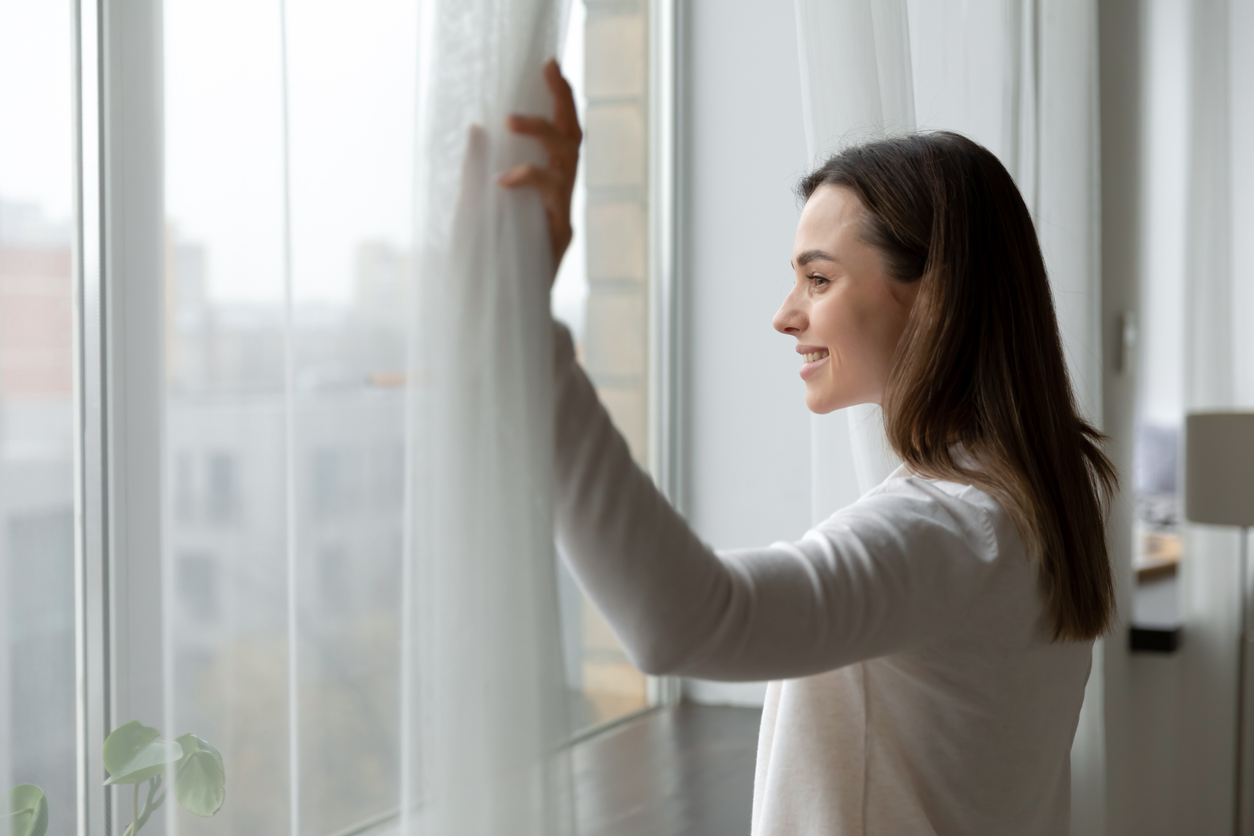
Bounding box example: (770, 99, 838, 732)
(789, 468, 1019, 647)
(831, 467, 1012, 566)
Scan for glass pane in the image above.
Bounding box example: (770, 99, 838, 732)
(0, 0, 78, 829)
(164, 2, 290, 833)
(164, 1, 414, 833)
(166, 12, 654, 836)
(1131, 0, 1188, 630)
(284, 2, 414, 831)
(553, 0, 653, 733)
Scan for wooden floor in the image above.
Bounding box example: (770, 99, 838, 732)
(571, 703, 761, 836)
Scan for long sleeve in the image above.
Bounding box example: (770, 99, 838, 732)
(552, 320, 1005, 682)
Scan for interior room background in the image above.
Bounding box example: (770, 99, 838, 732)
(0, 0, 1251, 834)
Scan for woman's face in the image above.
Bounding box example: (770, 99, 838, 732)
(773, 184, 921, 414)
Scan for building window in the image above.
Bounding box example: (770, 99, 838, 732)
(177, 551, 220, 622)
(175, 451, 196, 522)
(205, 451, 239, 524)
(310, 446, 363, 519)
(318, 546, 349, 617)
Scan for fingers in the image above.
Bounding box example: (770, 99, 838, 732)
(498, 163, 573, 270)
(498, 163, 564, 205)
(544, 58, 582, 143)
(506, 114, 578, 172)
(493, 59, 582, 277)
(498, 164, 571, 228)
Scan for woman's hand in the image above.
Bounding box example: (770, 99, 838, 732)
(499, 59, 582, 285)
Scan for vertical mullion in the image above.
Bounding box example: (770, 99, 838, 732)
(647, 0, 682, 708)
(278, 2, 301, 834)
(76, 0, 167, 833)
(73, 0, 109, 832)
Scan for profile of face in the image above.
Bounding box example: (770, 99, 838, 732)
(773, 184, 922, 414)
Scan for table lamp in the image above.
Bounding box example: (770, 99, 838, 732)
(1185, 411, 1254, 836)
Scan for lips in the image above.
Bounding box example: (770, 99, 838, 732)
(797, 346, 830, 380)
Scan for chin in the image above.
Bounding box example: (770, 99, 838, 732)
(804, 389, 842, 415)
(805, 384, 871, 415)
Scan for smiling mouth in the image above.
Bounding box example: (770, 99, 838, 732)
(799, 350, 830, 381)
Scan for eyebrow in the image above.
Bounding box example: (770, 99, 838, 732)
(792, 249, 839, 268)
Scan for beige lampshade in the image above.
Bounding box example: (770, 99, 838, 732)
(1185, 412, 1254, 527)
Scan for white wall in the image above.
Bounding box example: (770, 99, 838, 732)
(677, 0, 811, 707)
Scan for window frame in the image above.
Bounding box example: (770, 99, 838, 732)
(68, 0, 685, 833)
(74, 1, 169, 834)
(645, 0, 683, 711)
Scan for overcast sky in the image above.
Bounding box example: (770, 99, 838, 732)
(168, 0, 586, 308)
(166, 0, 419, 304)
(0, 0, 74, 224)
(3, 0, 584, 310)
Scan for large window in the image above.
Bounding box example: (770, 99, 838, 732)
(0, 0, 673, 833)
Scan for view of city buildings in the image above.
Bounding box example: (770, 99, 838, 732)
(164, 229, 410, 833)
(0, 199, 78, 831)
(2, 1, 653, 833)
(162, 230, 647, 833)
(159, 0, 656, 828)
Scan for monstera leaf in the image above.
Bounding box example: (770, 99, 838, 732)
(103, 721, 183, 786)
(6, 784, 48, 836)
(173, 734, 225, 817)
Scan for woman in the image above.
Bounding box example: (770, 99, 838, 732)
(502, 60, 1116, 835)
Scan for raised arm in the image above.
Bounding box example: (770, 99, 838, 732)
(552, 319, 1004, 682)
(502, 60, 1006, 681)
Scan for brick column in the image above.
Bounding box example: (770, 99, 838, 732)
(575, 0, 653, 725)
(582, 0, 649, 465)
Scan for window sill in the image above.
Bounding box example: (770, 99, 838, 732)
(571, 703, 760, 836)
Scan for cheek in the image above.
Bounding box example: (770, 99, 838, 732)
(810, 293, 872, 359)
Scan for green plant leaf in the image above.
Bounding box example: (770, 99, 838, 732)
(103, 721, 159, 775)
(103, 722, 182, 786)
(173, 734, 225, 817)
(7, 784, 49, 836)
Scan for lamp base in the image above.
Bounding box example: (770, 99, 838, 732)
(1129, 625, 1182, 653)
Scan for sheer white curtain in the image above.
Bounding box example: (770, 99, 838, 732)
(401, 1, 575, 834)
(1175, 0, 1254, 832)
(792, 2, 1107, 833)
(161, 0, 575, 833)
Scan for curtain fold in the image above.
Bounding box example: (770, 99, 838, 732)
(792, 2, 1106, 833)
(401, 1, 575, 833)
(793, 0, 912, 520)
(1176, 1, 1254, 832)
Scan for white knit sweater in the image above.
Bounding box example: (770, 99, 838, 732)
(552, 321, 1092, 835)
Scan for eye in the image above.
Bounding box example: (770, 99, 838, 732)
(807, 273, 830, 288)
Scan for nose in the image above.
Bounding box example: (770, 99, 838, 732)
(773, 281, 808, 336)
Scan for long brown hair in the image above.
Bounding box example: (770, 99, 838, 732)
(798, 131, 1117, 642)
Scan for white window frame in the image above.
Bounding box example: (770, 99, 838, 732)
(74, 1, 167, 834)
(646, 0, 683, 710)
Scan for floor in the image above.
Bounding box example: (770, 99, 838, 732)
(571, 703, 761, 836)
